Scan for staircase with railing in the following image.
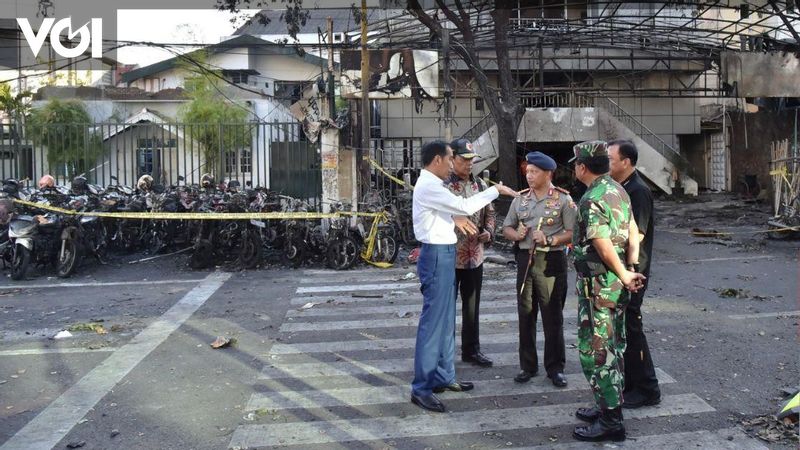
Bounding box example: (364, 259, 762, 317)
(461, 112, 496, 144)
(595, 96, 695, 179)
(459, 93, 698, 194)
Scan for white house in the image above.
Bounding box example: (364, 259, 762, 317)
(24, 35, 331, 198)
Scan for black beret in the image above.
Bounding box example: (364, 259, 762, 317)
(525, 151, 556, 171)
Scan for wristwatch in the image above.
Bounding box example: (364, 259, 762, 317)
(545, 235, 554, 246)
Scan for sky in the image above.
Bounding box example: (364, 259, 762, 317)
(116, 9, 259, 67)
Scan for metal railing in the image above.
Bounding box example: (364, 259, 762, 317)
(461, 113, 497, 144)
(0, 120, 322, 205)
(519, 91, 596, 109)
(594, 96, 695, 179)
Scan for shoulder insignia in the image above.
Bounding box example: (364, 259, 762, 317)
(553, 186, 571, 195)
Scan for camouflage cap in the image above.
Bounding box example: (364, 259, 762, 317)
(569, 140, 608, 163)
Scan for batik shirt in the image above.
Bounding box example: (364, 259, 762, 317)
(444, 173, 496, 269)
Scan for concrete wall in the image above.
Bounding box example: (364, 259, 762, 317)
(251, 55, 321, 82)
(128, 67, 184, 92)
(378, 97, 484, 141)
(721, 52, 800, 97)
(212, 48, 250, 69)
(596, 73, 702, 151)
(517, 108, 598, 142)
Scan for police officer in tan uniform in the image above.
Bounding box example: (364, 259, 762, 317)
(503, 151, 577, 387)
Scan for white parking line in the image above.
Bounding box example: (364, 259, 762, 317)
(285, 298, 517, 317)
(295, 278, 516, 294)
(0, 279, 202, 291)
(269, 331, 577, 355)
(0, 348, 115, 357)
(260, 350, 649, 380)
(246, 368, 676, 411)
(229, 393, 714, 447)
(289, 292, 516, 305)
(279, 312, 518, 332)
(0, 272, 230, 450)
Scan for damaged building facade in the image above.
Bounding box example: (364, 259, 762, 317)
(233, 2, 799, 202)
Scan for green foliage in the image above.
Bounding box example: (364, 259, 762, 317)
(178, 54, 250, 169)
(0, 83, 32, 119)
(27, 99, 103, 178)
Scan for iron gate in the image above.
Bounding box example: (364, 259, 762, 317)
(0, 120, 321, 207)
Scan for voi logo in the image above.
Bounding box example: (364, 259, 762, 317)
(16, 18, 103, 59)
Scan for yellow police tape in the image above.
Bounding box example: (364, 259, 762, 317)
(11, 199, 381, 220)
(367, 158, 414, 190)
(369, 156, 505, 193)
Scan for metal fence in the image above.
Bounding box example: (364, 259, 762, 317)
(0, 120, 322, 207)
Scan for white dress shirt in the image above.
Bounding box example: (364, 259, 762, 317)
(413, 169, 500, 244)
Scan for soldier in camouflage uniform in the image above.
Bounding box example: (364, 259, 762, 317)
(569, 140, 646, 442)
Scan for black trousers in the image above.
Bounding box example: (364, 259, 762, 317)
(623, 277, 660, 394)
(515, 250, 567, 376)
(456, 265, 483, 356)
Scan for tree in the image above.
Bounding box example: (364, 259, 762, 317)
(27, 99, 103, 179)
(216, 1, 524, 188)
(178, 52, 250, 176)
(0, 83, 32, 120)
(406, 0, 524, 189)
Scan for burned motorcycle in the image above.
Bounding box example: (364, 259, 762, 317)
(8, 213, 63, 280)
(55, 196, 108, 278)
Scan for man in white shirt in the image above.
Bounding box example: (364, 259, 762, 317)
(410, 140, 519, 413)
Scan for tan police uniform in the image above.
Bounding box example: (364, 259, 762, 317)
(504, 185, 577, 379)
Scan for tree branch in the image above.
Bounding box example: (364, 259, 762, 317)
(491, 2, 523, 118)
(454, 0, 471, 26)
(407, 0, 444, 36)
(435, 0, 466, 30)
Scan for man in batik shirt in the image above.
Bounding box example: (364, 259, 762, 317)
(444, 138, 496, 367)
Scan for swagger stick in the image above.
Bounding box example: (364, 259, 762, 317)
(519, 217, 545, 296)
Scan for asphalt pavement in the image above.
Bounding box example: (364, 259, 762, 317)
(0, 193, 797, 449)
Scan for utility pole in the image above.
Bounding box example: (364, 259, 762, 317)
(320, 16, 340, 213)
(327, 17, 335, 118)
(359, 0, 370, 201)
(442, 28, 452, 142)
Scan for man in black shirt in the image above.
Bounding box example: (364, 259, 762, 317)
(608, 139, 661, 408)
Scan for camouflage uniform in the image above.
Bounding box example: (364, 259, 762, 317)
(572, 142, 634, 410)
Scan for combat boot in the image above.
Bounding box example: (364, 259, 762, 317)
(575, 406, 601, 422)
(573, 407, 626, 442)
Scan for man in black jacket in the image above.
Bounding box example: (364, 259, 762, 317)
(608, 139, 661, 408)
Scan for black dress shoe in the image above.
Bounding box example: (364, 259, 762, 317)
(410, 392, 446, 413)
(622, 388, 661, 409)
(433, 381, 474, 393)
(513, 370, 538, 383)
(575, 406, 601, 422)
(462, 352, 493, 367)
(550, 372, 567, 387)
